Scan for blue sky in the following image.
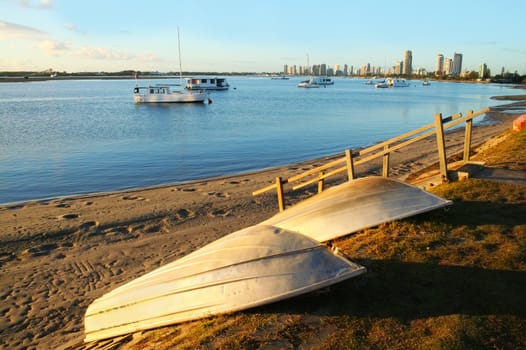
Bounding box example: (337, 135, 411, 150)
(1, 0, 525, 74)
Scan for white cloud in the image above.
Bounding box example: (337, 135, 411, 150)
(74, 47, 134, 61)
(64, 22, 85, 34)
(17, 0, 53, 9)
(0, 20, 46, 40)
(39, 39, 70, 55)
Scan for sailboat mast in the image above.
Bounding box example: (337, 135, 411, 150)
(177, 26, 183, 87)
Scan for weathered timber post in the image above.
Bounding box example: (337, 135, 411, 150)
(434, 113, 449, 182)
(382, 144, 390, 177)
(463, 110, 474, 162)
(345, 149, 355, 181)
(276, 177, 285, 212)
(318, 171, 325, 193)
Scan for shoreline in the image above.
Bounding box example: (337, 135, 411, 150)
(0, 96, 524, 349)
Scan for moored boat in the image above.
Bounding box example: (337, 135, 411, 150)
(185, 77, 230, 90)
(297, 76, 334, 88)
(133, 85, 208, 103)
(297, 77, 321, 88)
(386, 77, 410, 87)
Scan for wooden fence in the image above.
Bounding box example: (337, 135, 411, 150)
(253, 107, 490, 211)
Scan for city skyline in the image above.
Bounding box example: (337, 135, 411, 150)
(283, 50, 468, 78)
(1, 0, 525, 75)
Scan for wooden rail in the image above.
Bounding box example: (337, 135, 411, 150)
(253, 107, 490, 211)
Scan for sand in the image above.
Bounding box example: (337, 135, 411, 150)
(0, 97, 524, 350)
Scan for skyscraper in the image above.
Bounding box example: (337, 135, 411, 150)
(403, 50, 412, 78)
(435, 54, 444, 76)
(452, 53, 463, 76)
(444, 58, 453, 76)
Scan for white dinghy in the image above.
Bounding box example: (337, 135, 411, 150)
(262, 177, 452, 242)
(84, 225, 366, 342)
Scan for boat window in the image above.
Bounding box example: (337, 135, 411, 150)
(150, 89, 154, 93)
(210, 79, 215, 84)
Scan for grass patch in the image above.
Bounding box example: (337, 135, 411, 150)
(123, 130, 526, 349)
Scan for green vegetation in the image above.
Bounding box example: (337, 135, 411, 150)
(125, 129, 526, 349)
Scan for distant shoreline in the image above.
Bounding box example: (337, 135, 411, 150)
(0, 75, 175, 83)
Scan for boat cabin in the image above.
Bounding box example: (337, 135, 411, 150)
(185, 77, 229, 90)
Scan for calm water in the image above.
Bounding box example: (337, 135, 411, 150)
(0, 77, 518, 203)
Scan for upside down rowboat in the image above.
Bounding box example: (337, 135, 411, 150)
(262, 177, 452, 242)
(84, 225, 366, 342)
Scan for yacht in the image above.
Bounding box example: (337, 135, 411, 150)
(133, 84, 209, 103)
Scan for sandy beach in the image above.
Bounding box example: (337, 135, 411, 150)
(0, 96, 524, 349)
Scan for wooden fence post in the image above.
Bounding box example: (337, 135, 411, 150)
(463, 110, 473, 162)
(382, 144, 390, 177)
(276, 177, 285, 212)
(345, 149, 355, 181)
(434, 113, 449, 182)
(318, 171, 325, 193)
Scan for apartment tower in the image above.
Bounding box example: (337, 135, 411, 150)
(403, 50, 413, 78)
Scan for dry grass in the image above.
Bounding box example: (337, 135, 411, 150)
(124, 129, 526, 349)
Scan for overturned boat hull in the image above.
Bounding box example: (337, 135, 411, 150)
(262, 177, 452, 242)
(84, 225, 366, 342)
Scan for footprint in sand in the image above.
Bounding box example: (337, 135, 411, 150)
(79, 221, 100, 232)
(22, 243, 58, 257)
(207, 209, 233, 218)
(60, 213, 79, 220)
(122, 195, 146, 201)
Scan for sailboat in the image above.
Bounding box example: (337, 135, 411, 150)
(133, 28, 209, 103)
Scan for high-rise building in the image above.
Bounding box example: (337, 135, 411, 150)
(443, 58, 453, 76)
(320, 64, 327, 76)
(403, 50, 412, 77)
(435, 54, 444, 76)
(479, 63, 488, 79)
(394, 60, 403, 75)
(283, 64, 288, 75)
(452, 52, 463, 76)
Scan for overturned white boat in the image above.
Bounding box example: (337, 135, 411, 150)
(262, 177, 452, 242)
(84, 225, 365, 342)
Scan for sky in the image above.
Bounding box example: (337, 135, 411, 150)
(1, 0, 525, 74)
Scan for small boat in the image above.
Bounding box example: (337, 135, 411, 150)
(84, 224, 366, 342)
(133, 85, 208, 103)
(270, 75, 289, 80)
(262, 177, 452, 242)
(386, 77, 410, 87)
(185, 77, 230, 90)
(422, 80, 431, 86)
(375, 82, 389, 88)
(313, 77, 334, 86)
(297, 77, 320, 88)
(297, 76, 334, 88)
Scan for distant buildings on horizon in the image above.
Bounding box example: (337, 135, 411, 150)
(282, 50, 492, 79)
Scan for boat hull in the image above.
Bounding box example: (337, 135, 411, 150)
(84, 225, 365, 342)
(133, 91, 208, 103)
(262, 177, 452, 242)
